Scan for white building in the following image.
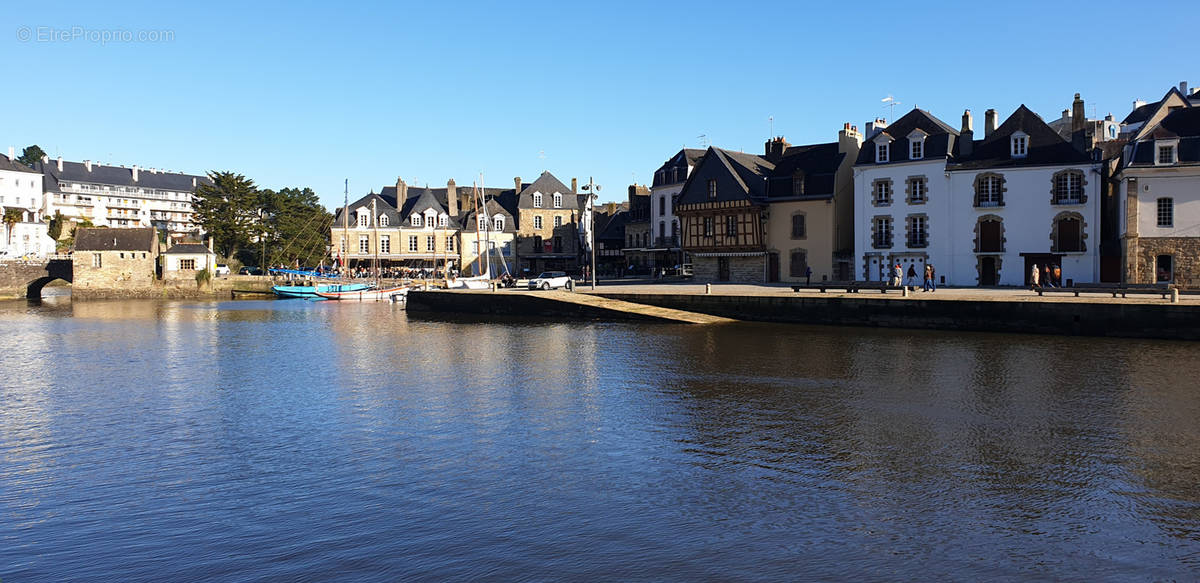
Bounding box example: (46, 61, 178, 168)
(648, 149, 704, 269)
(1, 148, 53, 257)
(853, 100, 1102, 287)
(35, 156, 210, 240)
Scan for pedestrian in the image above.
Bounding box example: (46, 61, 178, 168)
(923, 264, 934, 292)
(1031, 263, 1040, 289)
(928, 264, 937, 292)
(805, 266, 812, 286)
(1053, 264, 1062, 287)
(1043, 264, 1053, 288)
(892, 263, 903, 287)
(907, 264, 918, 288)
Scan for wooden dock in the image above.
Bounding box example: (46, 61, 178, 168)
(406, 289, 734, 325)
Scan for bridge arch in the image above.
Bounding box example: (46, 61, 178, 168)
(25, 259, 74, 299)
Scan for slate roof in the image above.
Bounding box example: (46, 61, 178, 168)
(854, 108, 958, 166)
(460, 198, 516, 233)
(0, 154, 40, 174)
(653, 148, 707, 187)
(517, 171, 576, 209)
(1128, 107, 1200, 167)
(1120, 87, 1193, 138)
(596, 209, 629, 242)
(333, 192, 400, 227)
(766, 142, 844, 200)
(75, 227, 157, 251)
(950, 105, 1091, 170)
(163, 243, 213, 255)
(36, 159, 210, 192)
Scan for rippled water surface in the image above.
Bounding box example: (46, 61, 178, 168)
(2, 297, 1199, 581)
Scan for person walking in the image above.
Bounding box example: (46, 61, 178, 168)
(892, 263, 903, 287)
(1053, 264, 1062, 287)
(1030, 263, 1040, 289)
(923, 264, 934, 292)
(805, 266, 812, 286)
(1043, 264, 1053, 288)
(907, 264, 918, 289)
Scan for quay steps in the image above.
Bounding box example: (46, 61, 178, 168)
(405, 289, 733, 325)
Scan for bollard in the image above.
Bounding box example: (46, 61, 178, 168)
(902, 286, 909, 298)
(705, 283, 711, 295)
(1172, 288, 1180, 304)
(491, 282, 496, 292)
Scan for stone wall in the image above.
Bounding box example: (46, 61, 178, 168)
(72, 251, 157, 296)
(1133, 237, 1200, 289)
(693, 256, 765, 283)
(595, 291, 1200, 341)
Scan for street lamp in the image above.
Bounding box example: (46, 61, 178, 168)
(581, 177, 600, 290)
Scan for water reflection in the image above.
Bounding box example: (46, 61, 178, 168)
(0, 299, 1198, 580)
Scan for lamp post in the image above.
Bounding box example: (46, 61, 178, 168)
(581, 177, 600, 290)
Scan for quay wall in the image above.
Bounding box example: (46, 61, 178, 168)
(593, 292, 1200, 340)
(407, 290, 674, 322)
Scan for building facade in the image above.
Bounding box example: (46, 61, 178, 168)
(36, 156, 209, 240)
(513, 172, 580, 275)
(1117, 106, 1200, 287)
(1, 150, 52, 257)
(676, 148, 773, 282)
(648, 149, 704, 271)
(71, 227, 159, 292)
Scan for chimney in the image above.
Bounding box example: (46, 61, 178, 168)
(838, 122, 862, 156)
(864, 117, 888, 139)
(6, 146, 13, 161)
(85, 160, 93, 172)
(1132, 99, 1146, 112)
(984, 109, 998, 138)
(764, 136, 790, 162)
(571, 178, 578, 193)
(960, 110, 975, 157)
(132, 165, 139, 182)
(446, 179, 458, 217)
(514, 176, 522, 193)
(207, 236, 213, 253)
(1071, 93, 1086, 133)
(1181, 81, 1190, 95)
(41, 154, 48, 164)
(192, 177, 197, 188)
(57, 156, 63, 172)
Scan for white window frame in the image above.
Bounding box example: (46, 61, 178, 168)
(534, 215, 543, 230)
(410, 214, 422, 227)
(494, 216, 504, 231)
(553, 193, 562, 208)
(1011, 132, 1028, 158)
(874, 135, 892, 163)
(357, 213, 368, 227)
(554, 216, 563, 228)
(426, 235, 436, 252)
(1156, 139, 1179, 165)
(378, 214, 389, 227)
(438, 214, 447, 227)
(533, 193, 543, 208)
(359, 236, 369, 254)
(380, 235, 390, 254)
(1157, 197, 1174, 228)
(408, 235, 418, 252)
(907, 130, 927, 161)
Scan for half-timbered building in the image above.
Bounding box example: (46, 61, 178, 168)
(676, 148, 773, 281)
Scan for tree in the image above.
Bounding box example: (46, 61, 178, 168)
(17, 145, 47, 167)
(3, 208, 23, 247)
(255, 187, 332, 268)
(47, 210, 65, 241)
(193, 171, 259, 258)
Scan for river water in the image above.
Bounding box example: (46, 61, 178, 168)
(1, 297, 1198, 581)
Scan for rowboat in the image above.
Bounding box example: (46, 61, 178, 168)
(315, 285, 408, 302)
(273, 282, 371, 298)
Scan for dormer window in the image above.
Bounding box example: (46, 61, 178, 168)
(792, 171, 805, 196)
(357, 213, 368, 227)
(478, 214, 488, 230)
(424, 210, 437, 227)
(438, 214, 447, 227)
(533, 193, 543, 207)
(553, 193, 562, 208)
(876, 143, 890, 163)
(907, 130, 927, 160)
(1156, 140, 1178, 165)
(494, 216, 505, 231)
(379, 214, 389, 227)
(411, 214, 422, 227)
(708, 179, 717, 199)
(1011, 132, 1028, 158)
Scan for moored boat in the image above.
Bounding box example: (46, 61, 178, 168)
(315, 285, 408, 302)
(273, 282, 371, 298)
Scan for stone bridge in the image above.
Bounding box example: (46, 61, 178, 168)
(0, 257, 73, 298)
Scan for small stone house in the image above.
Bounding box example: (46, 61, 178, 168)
(72, 227, 158, 292)
(161, 239, 218, 279)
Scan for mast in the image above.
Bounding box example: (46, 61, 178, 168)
(341, 179, 349, 274)
(473, 181, 484, 277)
(371, 197, 379, 284)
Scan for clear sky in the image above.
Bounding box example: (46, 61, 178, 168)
(4, 0, 1196, 208)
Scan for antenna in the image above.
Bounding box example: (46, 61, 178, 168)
(881, 94, 901, 120)
(768, 115, 774, 139)
(697, 134, 709, 148)
(538, 149, 546, 160)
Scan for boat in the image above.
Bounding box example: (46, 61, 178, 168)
(272, 282, 372, 298)
(315, 285, 409, 302)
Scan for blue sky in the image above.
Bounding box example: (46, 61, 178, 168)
(4, 0, 1196, 208)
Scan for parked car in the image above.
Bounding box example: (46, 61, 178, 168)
(214, 264, 231, 276)
(528, 271, 571, 290)
(239, 266, 264, 276)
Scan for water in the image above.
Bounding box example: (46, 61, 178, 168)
(2, 297, 1199, 581)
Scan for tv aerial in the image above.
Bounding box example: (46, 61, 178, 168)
(881, 95, 901, 120)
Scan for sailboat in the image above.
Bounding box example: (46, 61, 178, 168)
(314, 196, 408, 301)
(272, 179, 372, 298)
(446, 176, 507, 290)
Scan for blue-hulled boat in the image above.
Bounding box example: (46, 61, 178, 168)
(273, 282, 371, 298)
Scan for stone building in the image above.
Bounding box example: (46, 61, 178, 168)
(676, 148, 774, 282)
(513, 172, 580, 274)
(620, 184, 651, 274)
(1117, 106, 1200, 287)
(71, 227, 159, 293)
